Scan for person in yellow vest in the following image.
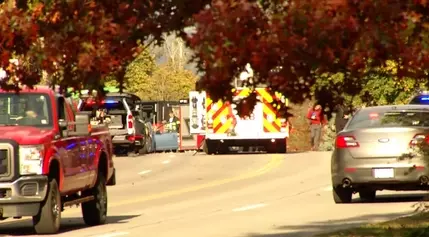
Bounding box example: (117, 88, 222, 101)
(166, 110, 180, 133)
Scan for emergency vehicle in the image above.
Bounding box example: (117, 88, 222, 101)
(189, 64, 290, 154)
(188, 88, 290, 154)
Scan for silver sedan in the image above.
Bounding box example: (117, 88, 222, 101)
(331, 105, 429, 203)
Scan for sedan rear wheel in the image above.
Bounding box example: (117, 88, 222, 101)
(359, 190, 376, 202)
(333, 186, 353, 204)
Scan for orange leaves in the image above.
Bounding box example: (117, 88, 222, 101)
(86, 1, 97, 8)
(78, 53, 93, 70)
(31, 3, 44, 18)
(50, 11, 61, 23)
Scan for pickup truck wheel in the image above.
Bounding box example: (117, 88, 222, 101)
(107, 169, 116, 186)
(332, 186, 353, 204)
(33, 179, 61, 234)
(82, 173, 107, 226)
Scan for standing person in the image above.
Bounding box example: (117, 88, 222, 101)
(307, 104, 327, 151)
(166, 110, 180, 133)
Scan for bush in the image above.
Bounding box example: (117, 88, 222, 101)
(319, 114, 337, 151)
(287, 100, 314, 152)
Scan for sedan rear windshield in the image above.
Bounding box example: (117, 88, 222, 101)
(347, 109, 429, 130)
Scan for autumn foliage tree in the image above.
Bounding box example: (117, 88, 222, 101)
(2, 0, 429, 116)
(0, 0, 209, 92)
(187, 0, 429, 116)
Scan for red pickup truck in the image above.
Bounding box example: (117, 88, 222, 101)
(0, 86, 116, 234)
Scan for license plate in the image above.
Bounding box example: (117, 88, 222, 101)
(373, 168, 394, 179)
(113, 136, 126, 141)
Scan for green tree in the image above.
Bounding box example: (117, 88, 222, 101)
(105, 48, 197, 101)
(130, 62, 197, 101)
(312, 60, 426, 116)
(123, 50, 156, 96)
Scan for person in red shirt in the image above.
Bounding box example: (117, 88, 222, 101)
(307, 104, 328, 151)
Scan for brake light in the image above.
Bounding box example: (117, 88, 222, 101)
(336, 136, 359, 148)
(127, 114, 133, 129)
(86, 100, 96, 105)
(410, 134, 429, 146)
(369, 113, 379, 119)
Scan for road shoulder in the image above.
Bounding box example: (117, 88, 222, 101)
(316, 212, 429, 237)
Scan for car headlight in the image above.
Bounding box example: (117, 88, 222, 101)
(19, 145, 44, 175)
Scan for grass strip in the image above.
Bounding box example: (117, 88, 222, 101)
(317, 213, 429, 237)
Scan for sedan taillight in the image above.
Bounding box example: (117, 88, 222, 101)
(410, 134, 429, 147)
(336, 136, 359, 148)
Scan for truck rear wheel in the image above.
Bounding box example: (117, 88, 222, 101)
(266, 139, 287, 153)
(33, 179, 61, 234)
(203, 141, 214, 155)
(82, 172, 107, 226)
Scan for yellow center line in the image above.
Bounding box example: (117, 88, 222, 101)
(70, 154, 284, 213)
(2, 154, 284, 224)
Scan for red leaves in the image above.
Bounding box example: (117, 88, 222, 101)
(415, 0, 428, 7)
(1, 0, 429, 117)
(77, 53, 93, 70)
(0, 52, 10, 66)
(0, 0, 210, 92)
(188, 0, 429, 115)
(235, 92, 257, 118)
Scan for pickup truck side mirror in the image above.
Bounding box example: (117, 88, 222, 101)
(60, 114, 90, 137)
(59, 120, 67, 129)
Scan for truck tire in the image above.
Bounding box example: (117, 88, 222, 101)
(277, 145, 287, 153)
(204, 141, 220, 155)
(82, 172, 107, 226)
(266, 139, 287, 153)
(203, 141, 213, 155)
(332, 186, 353, 204)
(33, 179, 61, 234)
(107, 168, 116, 186)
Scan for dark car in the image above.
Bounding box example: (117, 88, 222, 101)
(408, 92, 429, 105)
(331, 105, 429, 203)
(78, 93, 150, 156)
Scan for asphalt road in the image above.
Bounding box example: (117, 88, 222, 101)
(0, 151, 426, 237)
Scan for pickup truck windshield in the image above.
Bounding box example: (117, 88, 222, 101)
(0, 93, 52, 127)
